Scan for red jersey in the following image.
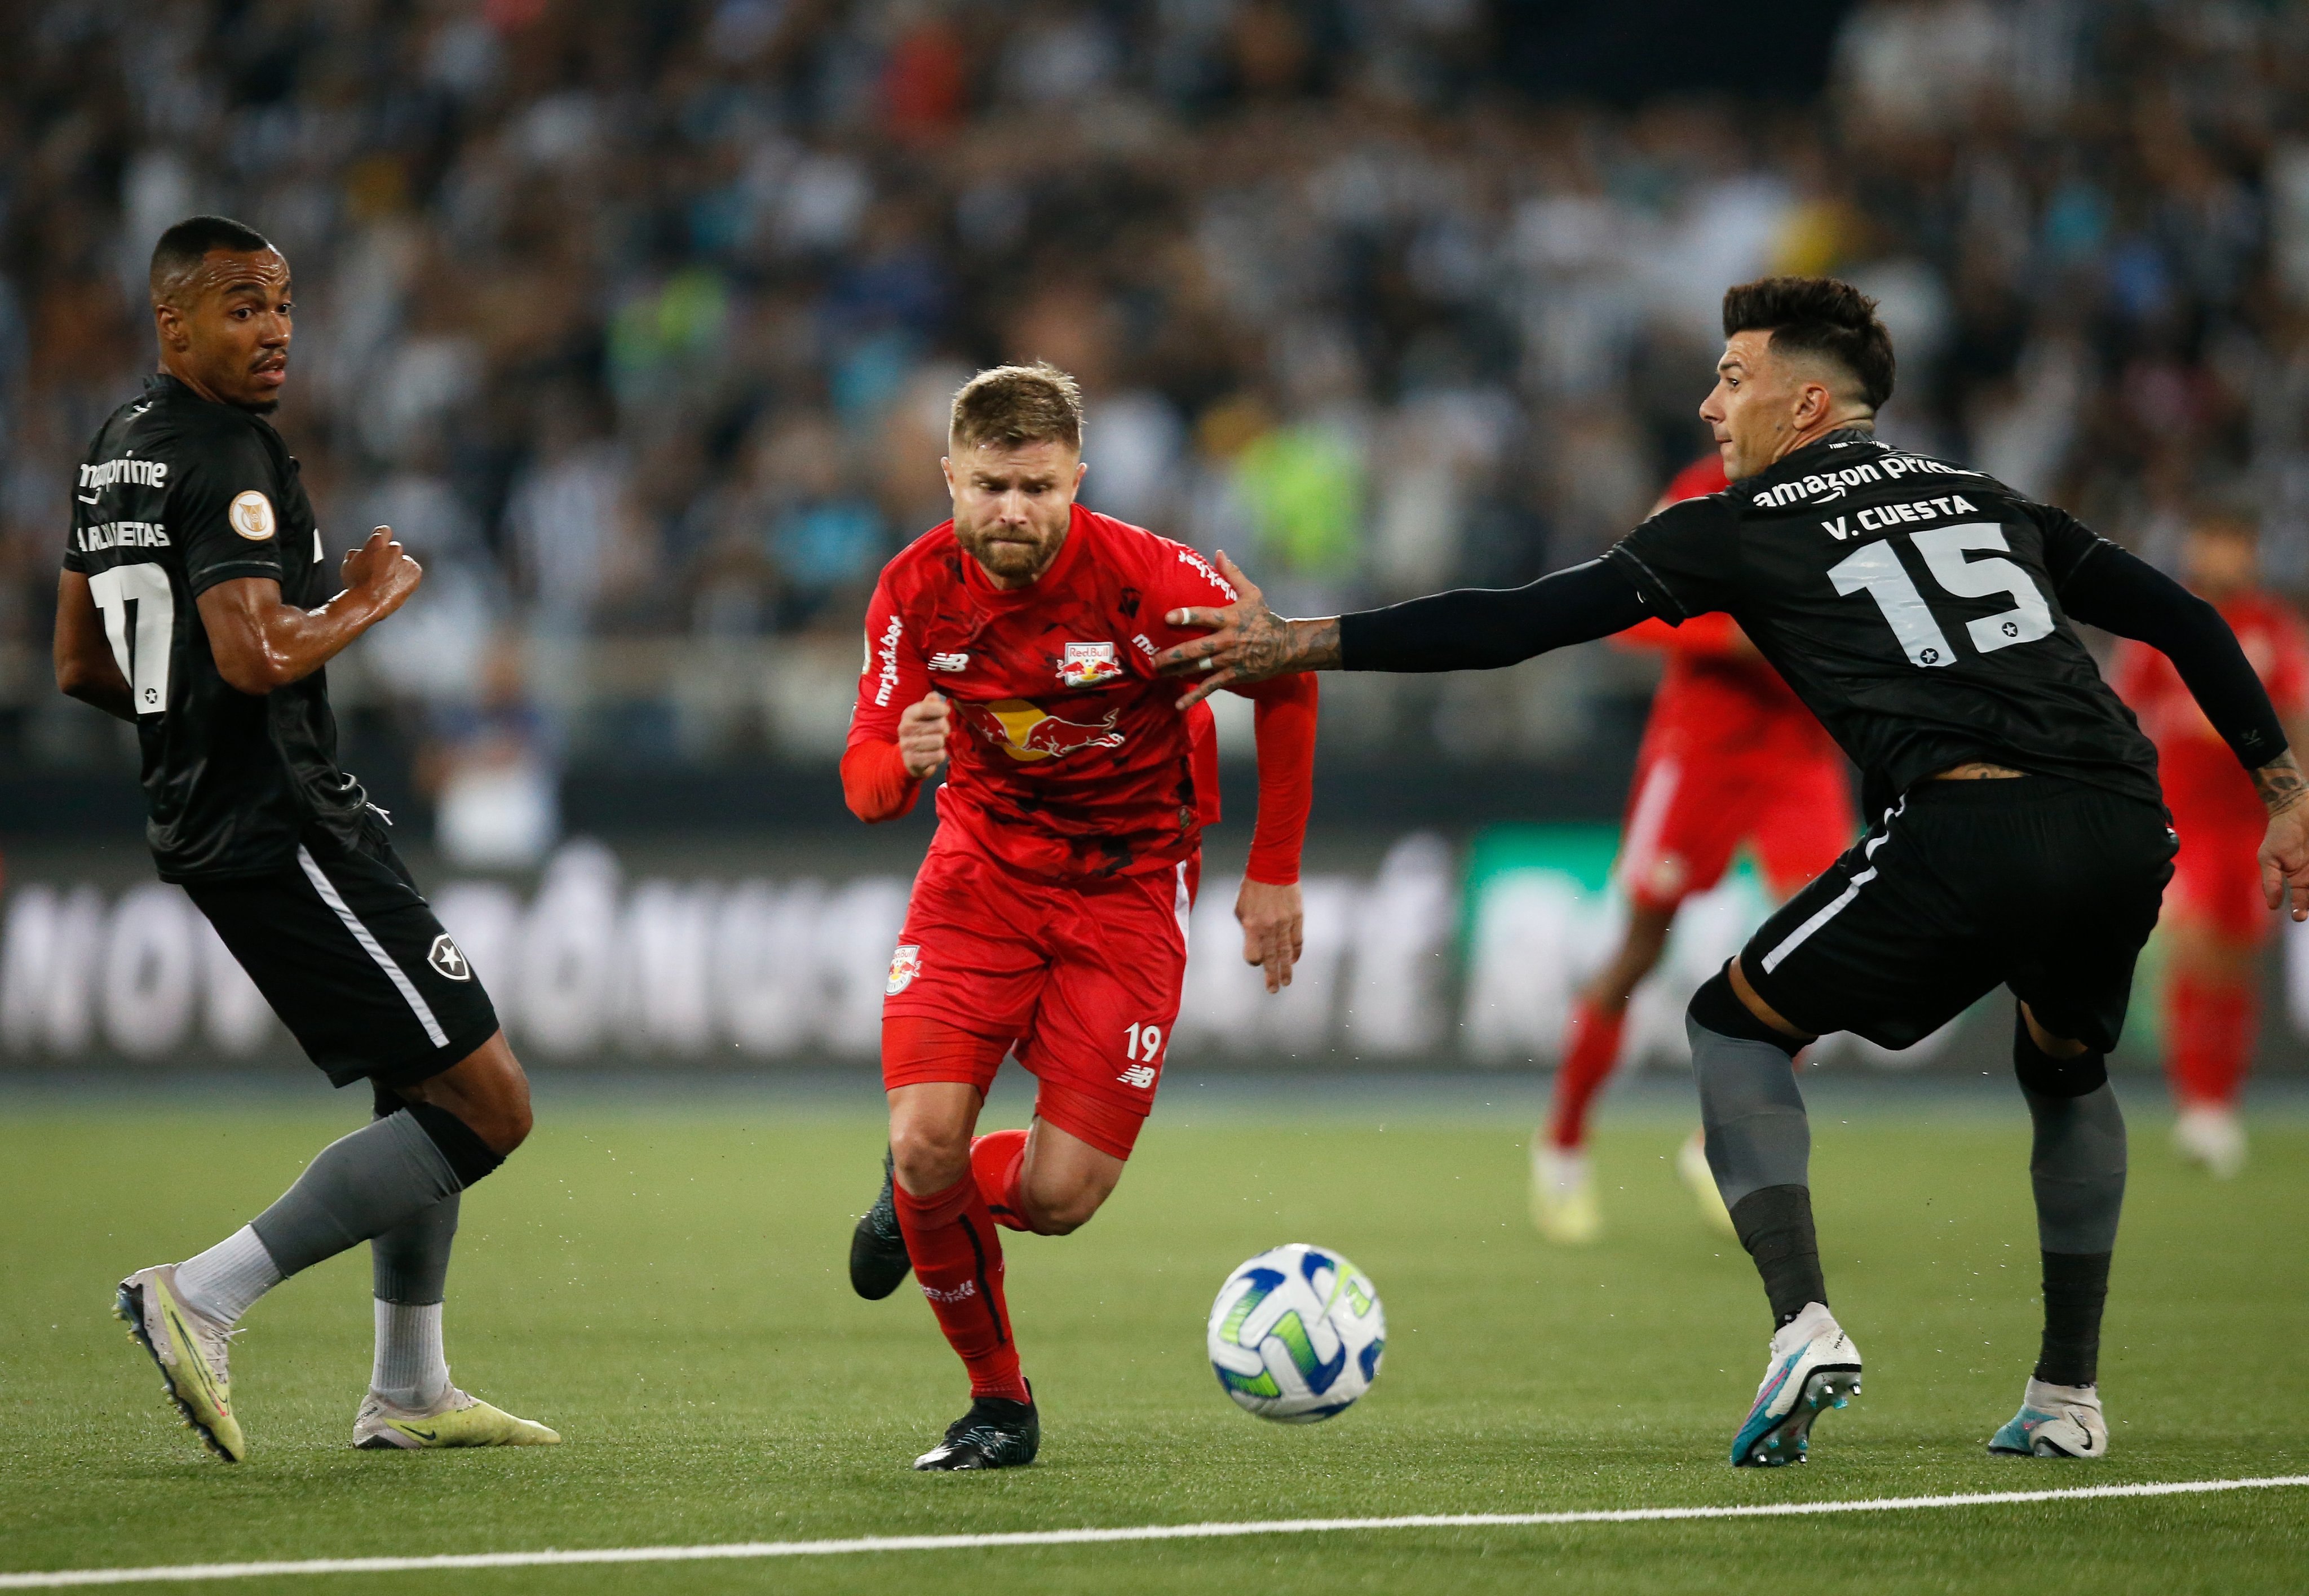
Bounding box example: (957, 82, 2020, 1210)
(1614, 454, 1840, 765)
(2113, 589, 2309, 827)
(847, 504, 1314, 883)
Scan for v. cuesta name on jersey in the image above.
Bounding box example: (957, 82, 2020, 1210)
(1820, 494, 1980, 542)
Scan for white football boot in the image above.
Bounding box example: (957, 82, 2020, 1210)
(115, 1264, 246, 1462)
(2171, 1105, 2246, 1179)
(353, 1386, 560, 1449)
(1677, 1130, 1736, 1237)
(1989, 1378, 2108, 1458)
(1529, 1145, 1600, 1245)
(1729, 1301, 1861, 1467)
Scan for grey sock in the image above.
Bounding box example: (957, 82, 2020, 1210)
(249, 1111, 463, 1279)
(372, 1193, 459, 1306)
(2025, 1083, 2126, 1253)
(1691, 1018, 1812, 1208)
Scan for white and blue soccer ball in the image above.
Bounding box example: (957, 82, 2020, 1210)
(1206, 1243, 1385, 1422)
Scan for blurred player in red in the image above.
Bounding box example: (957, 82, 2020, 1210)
(839, 365, 1318, 1469)
(2112, 505, 2309, 1177)
(1531, 454, 1856, 1244)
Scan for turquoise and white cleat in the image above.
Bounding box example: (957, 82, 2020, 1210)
(1729, 1302, 1860, 1467)
(1989, 1378, 2107, 1458)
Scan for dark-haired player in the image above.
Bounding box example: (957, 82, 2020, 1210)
(1157, 276, 2309, 1466)
(841, 363, 1317, 1469)
(54, 217, 556, 1460)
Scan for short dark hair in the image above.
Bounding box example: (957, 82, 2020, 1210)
(950, 362, 1083, 452)
(1721, 276, 1896, 411)
(149, 216, 276, 299)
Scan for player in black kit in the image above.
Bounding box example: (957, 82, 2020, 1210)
(52, 217, 558, 1461)
(1155, 276, 2309, 1468)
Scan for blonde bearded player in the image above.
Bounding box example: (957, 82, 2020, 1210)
(838, 364, 1319, 1470)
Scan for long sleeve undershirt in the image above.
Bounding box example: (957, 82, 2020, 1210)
(1337, 549, 2287, 774)
(2059, 540, 2288, 772)
(1337, 560, 1649, 674)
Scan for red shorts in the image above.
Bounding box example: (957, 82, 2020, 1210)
(881, 828, 1198, 1159)
(2168, 809, 2268, 943)
(1618, 744, 1855, 910)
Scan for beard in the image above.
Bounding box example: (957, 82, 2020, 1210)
(956, 518, 1065, 582)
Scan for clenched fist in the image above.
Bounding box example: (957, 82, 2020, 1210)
(341, 526, 423, 619)
(899, 691, 952, 778)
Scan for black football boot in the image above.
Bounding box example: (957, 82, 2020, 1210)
(848, 1149, 913, 1300)
(912, 1384, 1039, 1471)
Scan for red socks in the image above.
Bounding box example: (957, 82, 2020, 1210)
(971, 1128, 1030, 1232)
(1548, 998, 1627, 1150)
(2168, 973, 2254, 1108)
(892, 1171, 1028, 1403)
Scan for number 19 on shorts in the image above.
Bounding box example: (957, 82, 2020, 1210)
(1120, 1022, 1165, 1088)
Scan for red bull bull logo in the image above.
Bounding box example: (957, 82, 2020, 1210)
(1059, 641, 1123, 686)
(975, 698, 1127, 762)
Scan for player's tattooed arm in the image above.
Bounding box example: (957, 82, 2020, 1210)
(2255, 751, 2309, 922)
(2254, 750, 2306, 817)
(1156, 552, 1340, 708)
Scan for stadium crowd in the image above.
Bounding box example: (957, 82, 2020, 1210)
(4, 0, 2309, 775)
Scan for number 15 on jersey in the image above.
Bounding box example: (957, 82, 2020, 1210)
(1829, 522, 2054, 670)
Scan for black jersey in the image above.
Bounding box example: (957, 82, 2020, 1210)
(64, 374, 367, 880)
(1604, 429, 2160, 813)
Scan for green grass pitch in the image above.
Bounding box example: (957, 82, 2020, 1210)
(2, 1080, 2304, 1594)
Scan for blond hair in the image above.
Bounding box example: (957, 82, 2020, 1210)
(949, 362, 1083, 452)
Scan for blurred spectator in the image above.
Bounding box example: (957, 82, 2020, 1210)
(419, 633, 561, 870)
(6, 0, 2309, 774)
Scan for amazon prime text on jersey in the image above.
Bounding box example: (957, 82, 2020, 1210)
(1751, 451, 1975, 509)
(80, 457, 170, 491)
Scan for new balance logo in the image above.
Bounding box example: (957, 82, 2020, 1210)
(1118, 1063, 1157, 1089)
(929, 653, 969, 672)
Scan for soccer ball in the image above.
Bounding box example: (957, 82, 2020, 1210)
(1206, 1243, 1385, 1422)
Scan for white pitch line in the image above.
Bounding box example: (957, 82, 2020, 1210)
(3, 1475, 2303, 1589)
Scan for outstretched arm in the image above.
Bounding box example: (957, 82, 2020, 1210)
(1155, 553, 1652, 707)
(2058, 540, 2309, 916)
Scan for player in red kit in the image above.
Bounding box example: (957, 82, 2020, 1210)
(1531, 454, 1856, 1244)
(2112, 506, 2309, 1177)
(839, 365, 1318, 1469)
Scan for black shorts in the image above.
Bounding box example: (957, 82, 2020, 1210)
(1740, 775, 2176, 1054)
(184, 819, 500, 1088)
